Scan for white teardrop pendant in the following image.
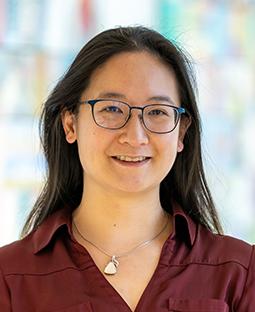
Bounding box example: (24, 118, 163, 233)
(104, 261, 117, 275)
(104, 256, 119, 275)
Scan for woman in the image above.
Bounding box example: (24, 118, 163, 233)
(0, 26, 254, 312)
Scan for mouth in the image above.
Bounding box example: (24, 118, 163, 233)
(111, 155, 151, 166)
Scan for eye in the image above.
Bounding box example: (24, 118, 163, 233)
(103, 106, 123, 113)
(148, 109, 168, 116)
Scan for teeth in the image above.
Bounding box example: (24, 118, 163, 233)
(115, 155, 148, 162)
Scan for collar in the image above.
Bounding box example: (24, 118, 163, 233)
(32, 203, 197, 254)
(32, 208, 73, 254)
(171, 202, 197, 246)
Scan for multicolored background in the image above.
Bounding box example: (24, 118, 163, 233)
(0, 0, 255, 246)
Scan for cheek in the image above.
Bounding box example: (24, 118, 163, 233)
(158, 135, 179, 168)
(76, 126, 111, 168)
(161, 130, 179, 151)
(76, 128, 97, 169)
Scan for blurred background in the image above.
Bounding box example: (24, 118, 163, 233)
(0, 0, 255, 247)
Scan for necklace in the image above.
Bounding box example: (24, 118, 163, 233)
(72, 214, 169, 276)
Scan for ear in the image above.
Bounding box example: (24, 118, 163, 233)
(61, 109, 77, 144)
(177, 116, 191, 153)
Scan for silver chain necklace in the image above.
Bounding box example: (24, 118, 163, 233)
(72, 215, 169, 275)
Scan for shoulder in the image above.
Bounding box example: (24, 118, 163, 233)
(0, 219, 71, 276)
(0, 233, 36, 274)
(173, 203, 253, 268)
(193, 224, 254, 269)
(0, 208, 73, 276)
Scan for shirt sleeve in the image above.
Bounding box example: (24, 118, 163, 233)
(236, 245, 255, 311)
(0, 266, 11, 312)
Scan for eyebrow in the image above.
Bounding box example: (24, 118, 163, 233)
(97, 92, 176, 104)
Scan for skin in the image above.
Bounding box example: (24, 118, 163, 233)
(62, 51, 190, 309)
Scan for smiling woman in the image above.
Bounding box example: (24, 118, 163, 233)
(0, 26, 254, 312)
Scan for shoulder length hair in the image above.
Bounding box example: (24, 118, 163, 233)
(21, 26, 223, 237)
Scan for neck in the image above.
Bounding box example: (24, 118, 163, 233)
(72, 180, 169, 253)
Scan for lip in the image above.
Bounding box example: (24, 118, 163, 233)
(111, 156, 151, 167)
(113, 155, 151, 158)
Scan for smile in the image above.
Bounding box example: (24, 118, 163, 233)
(111, 155, 151, 167)
(114, 155, 149, 162)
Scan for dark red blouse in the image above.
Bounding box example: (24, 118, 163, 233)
(0, 204, 254, 312)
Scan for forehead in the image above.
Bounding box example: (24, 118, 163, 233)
(83, 51, 180, 105)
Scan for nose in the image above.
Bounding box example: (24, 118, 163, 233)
(118, 110, 149, 146)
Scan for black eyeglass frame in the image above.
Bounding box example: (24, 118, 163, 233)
(78, 98, 189, 134)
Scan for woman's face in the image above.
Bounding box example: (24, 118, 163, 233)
(63, 51, 189, 195)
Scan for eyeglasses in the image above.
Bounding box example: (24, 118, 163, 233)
(79, 99, 188, 134)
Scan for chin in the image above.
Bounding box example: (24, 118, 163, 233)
(113, 181, 158, 195)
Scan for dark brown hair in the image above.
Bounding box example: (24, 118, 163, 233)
(21, 26, 223, 237)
